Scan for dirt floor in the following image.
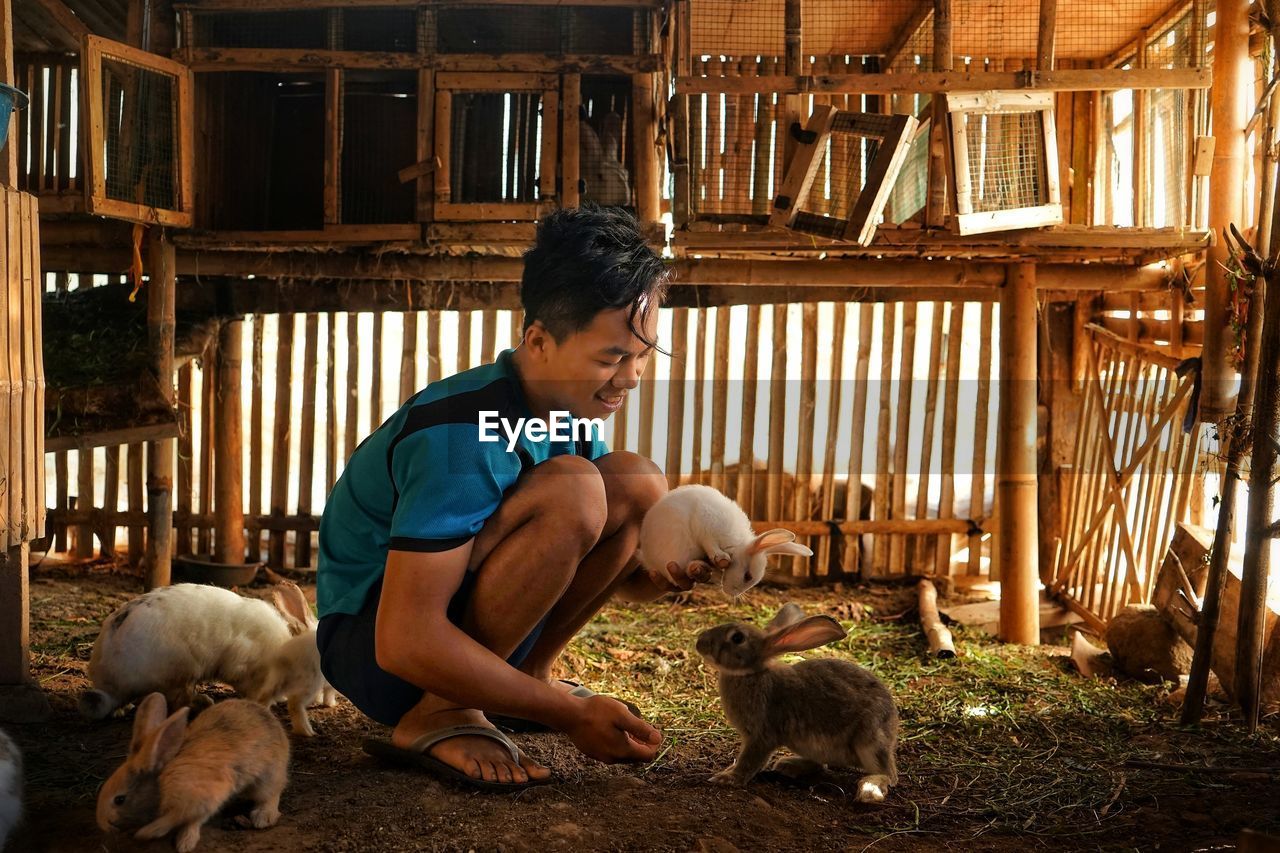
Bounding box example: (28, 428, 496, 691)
(7, 560, 1280, 852)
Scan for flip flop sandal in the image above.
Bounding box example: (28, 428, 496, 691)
(361, 724, 551, 792)
(487, 680, 643, 734)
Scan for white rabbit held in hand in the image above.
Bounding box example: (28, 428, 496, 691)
(639, 484, 812, 596)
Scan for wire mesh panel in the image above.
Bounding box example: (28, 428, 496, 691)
(690, 0, 785, 58)
(191, 10, 330, 50)
(82, 36, 192, 227)
(342, 74, 417, 224)
(947, 91, 1061, 235)
(342, 7, 418, 53)
(435, 6, 648, 55)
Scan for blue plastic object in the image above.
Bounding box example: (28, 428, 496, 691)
(0, 84, 28, 144)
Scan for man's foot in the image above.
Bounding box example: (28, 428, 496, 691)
(391, 707, 551, 784)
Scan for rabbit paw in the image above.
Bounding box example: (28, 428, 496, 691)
(710, 767, 745, 786)
(712, 550, 732, 570)
(174, 823, 203, 853)
(856, 775, 890, 803)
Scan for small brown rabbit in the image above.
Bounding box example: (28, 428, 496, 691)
(96, 693, 290, 852)
(696, 603, 899, 803)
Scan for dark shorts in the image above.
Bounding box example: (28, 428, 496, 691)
(316, 571, 548, 727)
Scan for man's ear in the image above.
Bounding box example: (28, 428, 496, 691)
(524, 320, 554, 360)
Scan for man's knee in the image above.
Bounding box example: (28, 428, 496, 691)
(594, 451, 668, 520)
(533, 454, 608, 547)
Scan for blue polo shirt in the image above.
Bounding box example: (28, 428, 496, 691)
(316, 348, 608, 618)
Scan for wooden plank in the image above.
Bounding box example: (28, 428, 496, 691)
(1, 189, 13, 550)
(184, 49, 660, 75)
(436, 72, 558, 92)
(845, 113, 919, 245)
(295, 314, 319, 568)
(19, 193, 37, 542)
(677, 68, 1213, 95)
(183, 0, 664, 9)
(562, 72, 581, 208)
(268, 314, 294, 568)
(769, 104, 838, 228)
(417, 69, 435, 222)
(324, 68, 342, 225)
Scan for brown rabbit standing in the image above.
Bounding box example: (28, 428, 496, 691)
(96, 693, 290, 852)
(696, 603, 900, 803)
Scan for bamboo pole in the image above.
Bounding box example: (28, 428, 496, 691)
(819, 304, 847, 577)
(1037, 0, 1057, 72)
(370, 312, 384, 431)
(269, 315, 295, 569)
(326, 313, 339, 494)
(638, 341, 657, 460)
(633, 72, 661, 224)
(1201, 0, 1250, 418)
(737, 305, 762, 514)
(927, 0, 952, 227)
(427, 310, 442, 384)
(346, 313, 361, 459)
(213, 319, 244, 566)
(176, 364, 193, 556)
(401, 310, 418, 405)
(99, 448, 118, 558)
(665, 309, 689, 490)
(844, 304, 874, 577)
(915, 304, 946, 569)
(796, 303, 818, 579)
(456, 310, 471, 374)
(73, 450, 93, 559)
(998, 264, 1040, 645)
(127, 444, 143, 565)
(934, 302, 964, 577)
(967, 303, 993, 577)
(146, 230, 176, 589)
(918, 578, 957, 657)
(710, 306, 730, 493)
(295, 314, 319, 568)
(871, 304, 897, 576)
(248, 317, 264, 559)
(890, 303, 918, 575)
(197, 347, 216, 557)
(1235, 256, 1280, 731)
(767, 305, 788, 523)
(690, 308, 707, 484)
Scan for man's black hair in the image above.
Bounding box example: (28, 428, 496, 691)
(520, 205, 668, 349)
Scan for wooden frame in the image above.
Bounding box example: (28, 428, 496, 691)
(771, 106, 918, 246)
(946, 90, 1063, 236)
(433, 72, 558, 221)
(81, 35, 194, 228)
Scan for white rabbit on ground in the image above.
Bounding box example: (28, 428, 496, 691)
(0, 728, 21, 850)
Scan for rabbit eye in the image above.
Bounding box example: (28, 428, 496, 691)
(730, 631, 745, 644)
(113, 794, 127, 805)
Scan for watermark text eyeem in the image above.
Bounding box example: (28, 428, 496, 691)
(478, 411, 605, 451)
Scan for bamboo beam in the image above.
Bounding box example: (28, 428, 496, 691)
(998, 264, 1040, 644)
(1037, 0, 1057, 71)
(1201, 0, 1250, 418)
(632, 72, 661, 224)
(145, 230, 176, 589)
(213, 320, 244, 565)
(675, 68, 1211, 96)
(35, 0, 90, 40)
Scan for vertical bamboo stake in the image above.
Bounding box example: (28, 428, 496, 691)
(710, 306, 731, 492)
(481, 310, 497, 366)
(73, 450, 94, 559)
(127, 444, 143, 565)
(871, 304, 897, 577)
(665, 309, 689, 490)
(345, 313, 361, 459)
(370, 313, 384, 432)
(890, 304, 918, 575)
(427, 311, 442, 384)
(844, 304, 874, 577)
(633, 72, 662, 224)
(704, 62, 723, 215)
(146, 230, 176, 589)
(295, 314, 319, 568)
(249, 318, 264, 560)
(795, 303, 818, 578)
(176, 363, 193, 557)
(197, 350, 215, 558)
(767, 305, 788, 524)
(213, 319, 245, 566)
(1037, 0, 1057, 72)
(400, 310, 419, 405)
(927, 0, 953, 227)
(638, 346, 657, 460)
(915, 304, 946, 570)
(456, 310, 471, 373)
(738, 305, 762, 515)
(999, 265, 1040, 644)
(326, 312, 339, 494)
(967, 302, 993, 578)
(690, 308, 707, 482)
(1236, 262, 1280, 731)
(269, 315, 295, 569)
(818, 303, 847, 577)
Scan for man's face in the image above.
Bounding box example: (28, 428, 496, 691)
(531, 305, 658, 420)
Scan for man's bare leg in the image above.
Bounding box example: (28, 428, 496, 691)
(388, 455, 608, 783)
(516, 451, 667, 682)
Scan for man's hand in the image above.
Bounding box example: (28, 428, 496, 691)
(563, 695, 662, 764)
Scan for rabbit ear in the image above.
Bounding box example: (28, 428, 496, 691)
(764, 542, 813, 558)
(139, 707, 190, 772)
(129, 693, 169, 755)
(270, 587, 310, 636)
(748, 528, 796, 556)
(767, 602, 807, 631)
(763, 615, 846, 657)
(272, 581, 314, 631)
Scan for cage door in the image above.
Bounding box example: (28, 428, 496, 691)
(81, 35, 194, 228)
